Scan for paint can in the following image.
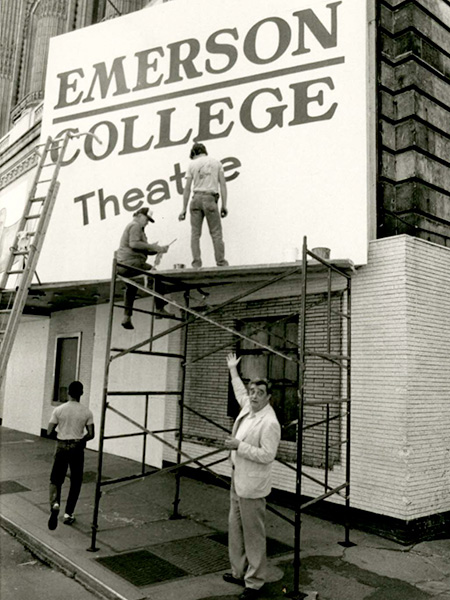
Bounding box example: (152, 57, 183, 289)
(311, 247, 330, 260)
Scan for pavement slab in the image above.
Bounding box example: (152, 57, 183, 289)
(415, 579, 450, 596)
(96, 520, 215, 552)
(1, 426, 450, 600)
(344, 545, 448, 586)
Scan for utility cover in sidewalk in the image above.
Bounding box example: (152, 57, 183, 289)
(96, 550, 188, 586)
(209, 532, 294, 556)
(0, 480, 30, 495)
(149, 535, 229, 576)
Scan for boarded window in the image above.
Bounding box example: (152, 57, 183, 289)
(228, 316, 299, 442)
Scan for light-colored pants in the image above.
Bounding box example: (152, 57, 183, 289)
(229, 477, 267, 590)
(190, 192, 227, 268)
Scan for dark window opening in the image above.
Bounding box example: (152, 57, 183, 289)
(228, 316, 299, 441)
(53, 336, 79, 403)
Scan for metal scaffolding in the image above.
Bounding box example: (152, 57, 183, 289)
(89, 237, 353, 598)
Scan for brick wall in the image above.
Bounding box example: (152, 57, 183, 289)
(379, 0, 450, 245)
(170, 289, 344, 469)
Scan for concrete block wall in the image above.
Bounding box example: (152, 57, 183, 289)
(379, 0, 450, 245)
(351, 235, 450, 520)
(351, 236, 411, 518)
(403, 236, 450, 518)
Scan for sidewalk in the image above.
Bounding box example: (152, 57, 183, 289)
(1, 425, 449, 600)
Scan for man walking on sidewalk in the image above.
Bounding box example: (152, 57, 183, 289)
(179, 143, 229, 268)
(47, 381, 94, 530)
(223, 353, 281, 599)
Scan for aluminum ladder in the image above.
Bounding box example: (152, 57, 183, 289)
(0, 134, 70, 382)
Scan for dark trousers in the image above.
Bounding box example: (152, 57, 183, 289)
(117, 264, 166, 316)
(49, 440, 85, 515)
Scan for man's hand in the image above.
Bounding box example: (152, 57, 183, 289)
(226, 353, 241, 370)
(221, 208, 228, 218)
(224, 436, 240, 450)
(178, 211, 186, 221)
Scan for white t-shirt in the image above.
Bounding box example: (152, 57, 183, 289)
(49, 401, 94, 440)
(187, 155, 223, 193)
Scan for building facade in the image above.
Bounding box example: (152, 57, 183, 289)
(0, 0, 449, 543)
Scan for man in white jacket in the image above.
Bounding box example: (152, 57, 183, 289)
(223, 353, 281, 599)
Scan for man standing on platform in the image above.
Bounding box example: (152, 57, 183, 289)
(47, 381, 94, 530)
(179, 143, 229, 268)
(223, 353, 281, 599)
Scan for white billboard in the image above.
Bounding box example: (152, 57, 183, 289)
(38, 0, 374, 281)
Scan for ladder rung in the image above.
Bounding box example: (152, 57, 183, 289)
(36, 140, 64, 148)
(0, 135, 65, 384)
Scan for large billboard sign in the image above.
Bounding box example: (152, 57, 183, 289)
(39, 0, 374, 281)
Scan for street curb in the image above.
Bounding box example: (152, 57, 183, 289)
(0, 513, 143, 600)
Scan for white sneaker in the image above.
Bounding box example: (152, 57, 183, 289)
(63, 513, 75, 525)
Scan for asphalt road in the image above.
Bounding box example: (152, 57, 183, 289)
(0, 527, 100, 600)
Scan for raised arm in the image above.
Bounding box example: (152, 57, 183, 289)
(226, 353, 248, 408)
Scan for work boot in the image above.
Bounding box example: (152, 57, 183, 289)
(155, 307, 172, 319)
(121, 316, 134, 329)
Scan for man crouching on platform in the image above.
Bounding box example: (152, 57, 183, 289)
(223, 353, 281, 599)
(116, 207, 169, 330)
